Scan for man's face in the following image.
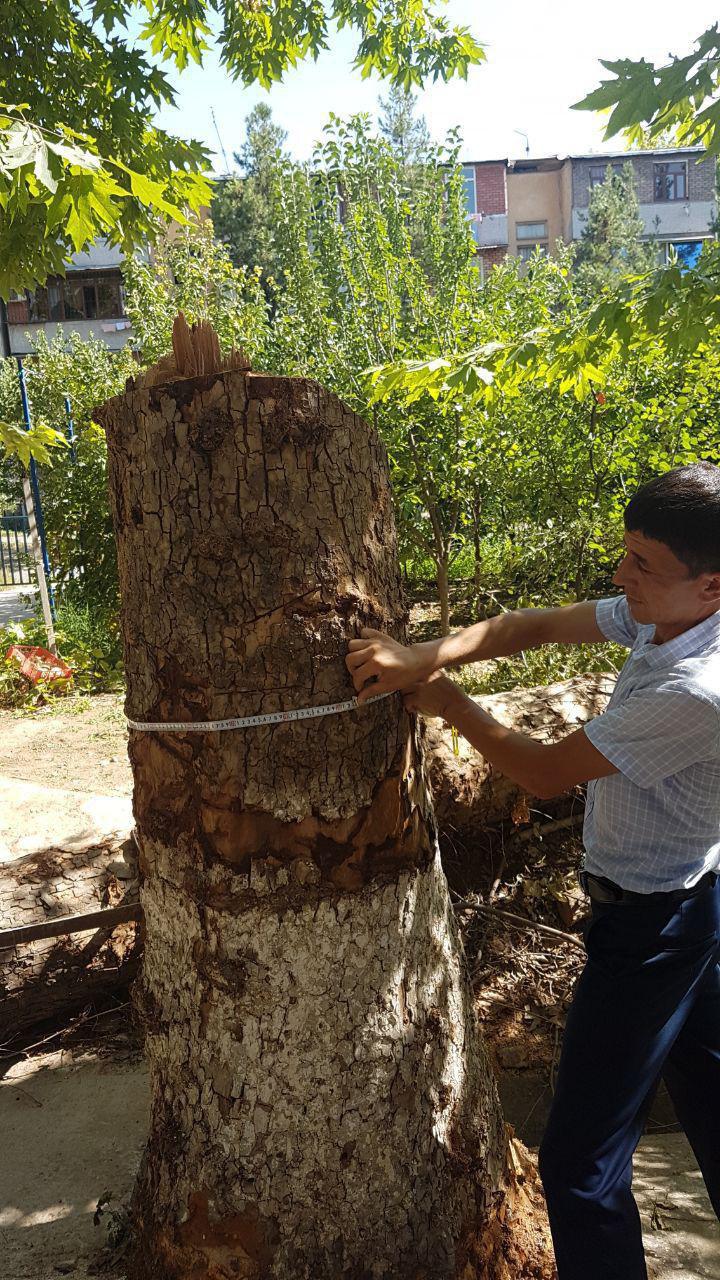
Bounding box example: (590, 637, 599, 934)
(613, 528, 720, 633)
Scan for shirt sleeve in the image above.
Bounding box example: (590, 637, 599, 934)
(595, 595, 639, 648)
(584, 688, 720, 789)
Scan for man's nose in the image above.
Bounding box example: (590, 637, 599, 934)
(613, 554, 630, 587)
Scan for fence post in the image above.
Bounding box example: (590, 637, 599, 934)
(16, 360, 55, 607)
(64, 394, 77, 464)
(16, 358, 57, 650)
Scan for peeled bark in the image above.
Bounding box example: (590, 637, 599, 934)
(98, 319, 553, 1280)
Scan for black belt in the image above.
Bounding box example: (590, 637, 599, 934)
(578, 869, 717, 906)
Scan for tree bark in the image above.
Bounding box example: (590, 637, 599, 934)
(98, 319, 553, 1280)
(437, 555, 451, 635)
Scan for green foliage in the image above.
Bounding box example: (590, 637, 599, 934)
(571, 163, 656, 298)
(0, 601, 123, 708)
(573, 24, 720, 153)
(0, 0, 482, 330)
(0, 415, 67, 466)
(210, 104, 290, 291)
(0, 331, 137, 610)
(131, 0, 485, 90)
(123, 220, 270, 364)
(260, 114, 486, 626)
(456, 639, 626, 699)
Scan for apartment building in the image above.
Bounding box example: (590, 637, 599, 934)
(463, 145, 717, 270)
(0, 239, 133, 358)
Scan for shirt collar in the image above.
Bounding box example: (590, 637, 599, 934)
(634, 609, 720, 669)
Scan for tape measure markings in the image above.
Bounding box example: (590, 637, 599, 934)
(127, 689, 393, 733)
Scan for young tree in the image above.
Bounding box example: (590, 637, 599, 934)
(571, 163, 656, 298)
(211, 104, 290, 289)
(264, 115, 487, 631)
(378, 85, 431, 163)
(123, 220, 270, 365)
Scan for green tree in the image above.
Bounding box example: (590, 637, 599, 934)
(265, 115, 486, 630)
(210, 103, 290, 289)
(0, 330, 137, 610)
(571, 163, 656, 298)
(123, 219, 270, 364)
(0, 0, 484, 298)
(378, 85, 431, 162)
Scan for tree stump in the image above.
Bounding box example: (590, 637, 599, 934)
(97, 317, 553, 1280)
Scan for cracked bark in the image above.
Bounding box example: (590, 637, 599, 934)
(98, 327, 553, 1280)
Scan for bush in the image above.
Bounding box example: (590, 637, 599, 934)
(0, 601, 123, 709)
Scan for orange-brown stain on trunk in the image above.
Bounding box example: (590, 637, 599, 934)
(174, 1190, 280, 1278)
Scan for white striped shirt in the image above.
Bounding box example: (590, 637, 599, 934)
(583, 596, 720, 892)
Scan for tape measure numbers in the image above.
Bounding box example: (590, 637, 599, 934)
(127, 689, 393, 733)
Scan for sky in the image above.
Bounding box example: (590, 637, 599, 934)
(152, 3, 720, 172)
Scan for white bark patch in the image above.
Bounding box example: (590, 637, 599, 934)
(139, 843, 504, 1278)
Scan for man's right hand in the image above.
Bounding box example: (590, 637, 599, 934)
(346, 629, 438, 704)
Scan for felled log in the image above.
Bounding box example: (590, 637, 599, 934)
(426, 672, 614, 835)
(0, 836, 142, 1044)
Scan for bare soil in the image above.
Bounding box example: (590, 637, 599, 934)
(0, 694, 130, 797)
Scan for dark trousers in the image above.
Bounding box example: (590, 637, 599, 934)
(538, 873, 720, 1279)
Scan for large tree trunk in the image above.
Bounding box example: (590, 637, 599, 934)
(98, 319, 552, 1280)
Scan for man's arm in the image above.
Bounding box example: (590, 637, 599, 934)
(347, 601, 603, 703)
(403, 675, 618, 799)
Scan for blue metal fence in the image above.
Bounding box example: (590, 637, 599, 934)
(0, 504, 33, 585)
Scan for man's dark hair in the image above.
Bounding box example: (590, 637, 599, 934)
(624, 462, 720, 576)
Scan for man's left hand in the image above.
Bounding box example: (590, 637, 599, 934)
(403, 673, 464, 721)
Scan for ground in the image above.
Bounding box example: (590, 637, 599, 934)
(1, 614, 718, 1278)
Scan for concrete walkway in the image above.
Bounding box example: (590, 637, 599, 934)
(0, 586, 35, 628)
(0, 776, 132, 865)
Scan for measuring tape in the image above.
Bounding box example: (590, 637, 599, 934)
(127, 689, 394, 733)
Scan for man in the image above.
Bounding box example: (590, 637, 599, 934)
(346, 462, 720, 1280)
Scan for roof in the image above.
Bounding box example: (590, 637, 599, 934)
(461, 145, 708, 169)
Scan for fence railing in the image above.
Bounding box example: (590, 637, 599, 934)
(0, 506, 33, 586)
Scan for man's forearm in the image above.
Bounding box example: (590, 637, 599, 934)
(437, 683, 617, 799)
(420, 608, 549, 674)
(415, 600, 601, 678)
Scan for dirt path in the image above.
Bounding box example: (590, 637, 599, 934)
(0, 1050, 148, 1280)
(0, 695, 131, 797)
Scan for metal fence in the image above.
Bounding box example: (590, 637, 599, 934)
(0, 504, 33, 586)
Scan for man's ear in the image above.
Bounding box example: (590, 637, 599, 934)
(700, 572, 720, 604)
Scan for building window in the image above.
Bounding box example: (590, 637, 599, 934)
(588, 162, 623, 188)
(653, 161, 687, 202)
(461, 166, 477, 215)
(9, 271, 126, 325)
(7, 292, 30, 324)
(517, 243, 549, 262)
(516, 221, 549, 261)
(516, 221, 548, 241)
